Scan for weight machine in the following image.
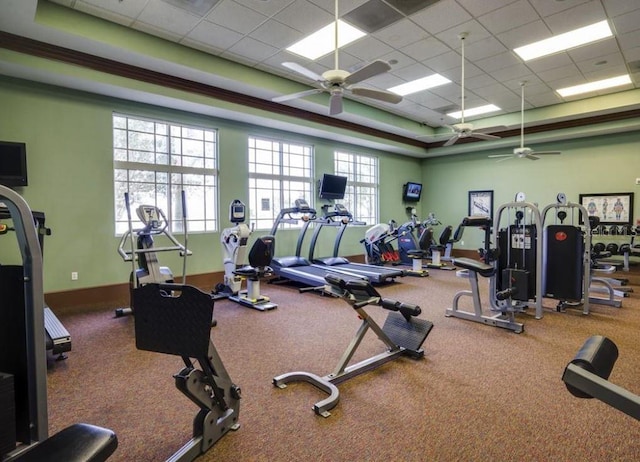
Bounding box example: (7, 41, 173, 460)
(0, 185, 117, 461)
(446, 193, 543, 334)
(213, 199, 277, 311)
(273, 273, 433, 417)
(115, 192, 191, 317)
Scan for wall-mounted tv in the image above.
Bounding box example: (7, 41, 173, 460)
(402, 182, 422, 202)
(0, 141, 28, 187)
(318, 173, 347, 200)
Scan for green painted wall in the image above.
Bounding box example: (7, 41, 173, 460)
(421, 133, 640, 251)
(0, 76, 421, 293)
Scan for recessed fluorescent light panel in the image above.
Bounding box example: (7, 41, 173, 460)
(514, 20, 613, 61)
(286, 20, 366, 60)
(387, 74, 451, 96)
(556, 74, 632, 97)
(447, 104, 501, 119)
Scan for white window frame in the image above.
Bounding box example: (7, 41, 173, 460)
(248, 135, 314, 230)
(334, 150, 379, 226)
(113, 113, 218, 235)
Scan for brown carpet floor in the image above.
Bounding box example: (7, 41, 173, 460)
(45, 266, 640, 461)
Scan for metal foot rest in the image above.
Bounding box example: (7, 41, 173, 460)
(14, 423, 117, 462)
(382, 312, 433, 358)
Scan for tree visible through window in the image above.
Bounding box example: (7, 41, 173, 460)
(248, 136, 314, 230)
(113, 113, 218, 234)
(334, 151, 378, 226)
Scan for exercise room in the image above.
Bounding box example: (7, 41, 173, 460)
(1, 0, 639, 461)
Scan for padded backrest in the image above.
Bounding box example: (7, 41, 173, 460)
(248, 235, 275, 268)
(418, 227, 433, 250)
(439, 225, 453, 245)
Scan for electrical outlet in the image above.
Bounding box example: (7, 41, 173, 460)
(71, 272, 78, 281)
(460, 240, 464, 246)
(636, 178, 640, 185)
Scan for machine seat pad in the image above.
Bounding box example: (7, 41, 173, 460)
(407, 250, 428, 258)
(453, 257, 494, 277)
(15, 423, 118, 462)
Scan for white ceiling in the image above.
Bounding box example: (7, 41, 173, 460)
(1, 0, 639, 155)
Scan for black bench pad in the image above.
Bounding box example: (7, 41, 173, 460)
(15, 423, 117, 462)
(453, 257, 495, 277)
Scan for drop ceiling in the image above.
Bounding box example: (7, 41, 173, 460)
(0, 0, 639, 156)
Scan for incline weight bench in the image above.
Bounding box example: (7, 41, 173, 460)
(273, 274, 433, 417)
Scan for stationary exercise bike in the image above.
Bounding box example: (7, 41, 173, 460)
(213, 200, 276, 311)
(115, 192, 191, 317)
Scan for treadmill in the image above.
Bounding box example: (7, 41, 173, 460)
(308, 204, 405, 284)
(269, 199, 367, 291)
(0, 207, 71, 359)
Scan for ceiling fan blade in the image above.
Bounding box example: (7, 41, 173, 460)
(532, 151, 562, 155)
(525, 154, 540, 161)
(282, 62, 324, 82)
(470, 132, 500, 141)
(442, 134, 461, 146)
(344, 60, 391, 85)
(272, 88, 323, 103)
(350, 87, 402, 104)
(496, 156, 514, 163)
(488, 154, 514, 158)
(329, 92, 343, 115)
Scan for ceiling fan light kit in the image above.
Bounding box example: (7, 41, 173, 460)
(271, 0, 402, 116)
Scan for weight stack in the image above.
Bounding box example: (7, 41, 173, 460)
(0, 372, 16, 457)
(544, 225, 584, 301)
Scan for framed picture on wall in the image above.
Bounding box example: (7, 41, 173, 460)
(578, 192, 634, 225)
(468, 190, 493, 219)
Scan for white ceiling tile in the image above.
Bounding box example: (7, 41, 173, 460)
(186, 20, 244, 51)
(433, 20, 491, 49)
(401, 37, 449, 63)
(410, 1, 472, 35)
(223, 36, 279, 62)
(317, 49, 361, 70)
(602, 0, 640, 17)
(464, 73, 500, 90)
(542, 2, 607, 34)
(491, 64, 533, 83)
(622, 45, 640, 62)
(610, 8, 640, 35)
(373, 19, 429, 49)
(474, 51, 521, 73)
(391, 62, 439, 81)
(574, 52, 626, 74)
(536, 64, 582, 83)
(206, 0, 268, 35)
(132, 20, 184, 42)
(618, 29, 640, 51)
(524, 53, 574, 73)
(566, 38, 620, 62)
(455, 0, 518, 17)
(528, 0, 591, 18)
(307, 0, 369, 15)
(274, 0, 334, 34)
(476, 0, 539, 35)
(496, 20, 551, 49)
(250, 19, 304, 49)
(378, 50, 418, 71)
(526, 92, 564, 107)
(233, 0, 297, 17)
(464, 36, 508, 61)
(137, 0, 201, 36)
(423, 50, 461, 72)
(343, 36, 395, 62)
(584, 64, 630, 80)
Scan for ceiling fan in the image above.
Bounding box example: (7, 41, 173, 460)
(440, 32, 501, 147)
(271, 0, 402, 116)
(488, 81, 561, 162)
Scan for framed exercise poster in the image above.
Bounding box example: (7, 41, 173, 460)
(468, 190, 493, 219)
(579, 192, 634, 225)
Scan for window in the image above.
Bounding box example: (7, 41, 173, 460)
(113, 114, 218, 234)
(334, 151, 378, 225)
(248, 136, 313, 230)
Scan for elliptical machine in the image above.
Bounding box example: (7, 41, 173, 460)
(115, 192, 191, 317)
(213, 200, 276, 311)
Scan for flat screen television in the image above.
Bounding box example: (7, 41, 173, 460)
(0, 141, 28, 187)
(318, 173, 347, 200)
(403, 182, 422, 202)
